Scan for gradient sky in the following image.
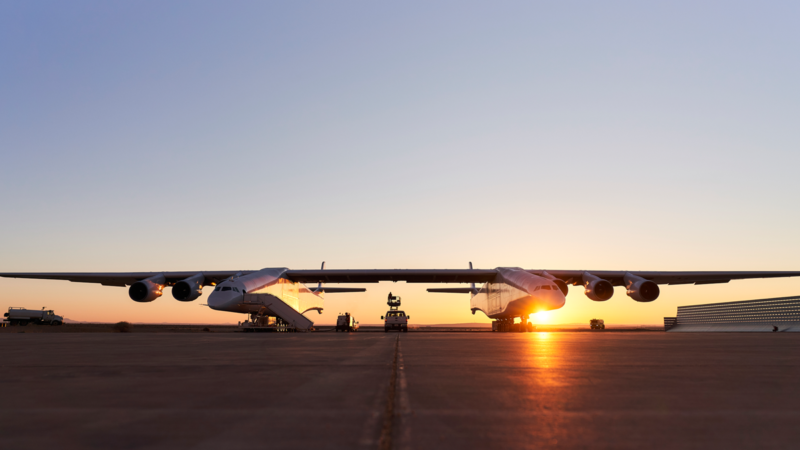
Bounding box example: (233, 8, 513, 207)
(1, 1, 799, 325)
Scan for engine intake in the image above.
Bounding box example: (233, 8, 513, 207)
(583, 272, 614, 301)
(624, 273, 660, 302)
(172, 274, 205, 302)
(129, 274, 166, 303)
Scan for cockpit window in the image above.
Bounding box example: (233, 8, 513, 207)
(534, 286, 540, 291)
(214, 286, 221, 291)
(233, 287, 239, 292)
(222, 287, 231, 291)
(542, 285, 551, 290)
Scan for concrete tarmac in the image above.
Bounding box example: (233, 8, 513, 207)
(1, 332, 799, 449)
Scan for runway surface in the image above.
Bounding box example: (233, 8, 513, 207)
(1, 332, 799, 449)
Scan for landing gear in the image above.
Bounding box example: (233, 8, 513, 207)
(492, 317, 535, 332)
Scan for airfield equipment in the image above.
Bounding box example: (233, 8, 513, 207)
(590, 318, 605, 330)
(381, 292, 409, 332)
(335, 313, 359, 332)
(4, 307, 63, 326)
(239, 311, 300, 333)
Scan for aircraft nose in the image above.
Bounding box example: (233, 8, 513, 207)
(207, 292, 224, 310)
(208, 291, 238, 311)
(553, 289, 566, 308)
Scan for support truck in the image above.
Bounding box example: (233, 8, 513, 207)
(4, 307, 63, 326)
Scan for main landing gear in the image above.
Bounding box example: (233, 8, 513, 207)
(492, 317, 535, 332)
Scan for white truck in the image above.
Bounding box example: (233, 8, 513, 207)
(381, 293, 410, 332)
(3, 307, 63, 326)
(335, 312, 359, 332)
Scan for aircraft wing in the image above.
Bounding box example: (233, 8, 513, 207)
(427, 287, 477, 293)
(527, 270, 800, 286)
(0, 271, 254, 287)
(283, 269, 498, 284)
(316, 287, 367, 293)
(2, 269, 798, 288)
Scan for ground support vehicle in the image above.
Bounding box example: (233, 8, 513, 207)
(590, 318, 605, 330)
(335, 313, 359, 332)
(382, 292, 410, 332)
(384, 311, 409, 332)
(239, 313, 295, 332)
(236, 294, 317, 332)
(3, 307, 63, 326)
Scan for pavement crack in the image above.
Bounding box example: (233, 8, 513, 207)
(378, 334, 400, 450)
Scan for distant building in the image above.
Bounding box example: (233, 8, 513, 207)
(666, 295, 800, 332)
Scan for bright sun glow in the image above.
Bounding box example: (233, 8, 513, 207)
(532, 311, 549, 323)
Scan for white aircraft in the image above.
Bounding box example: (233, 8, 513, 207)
(2, 264, 799, 331)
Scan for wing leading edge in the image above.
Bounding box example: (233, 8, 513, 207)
(0, 271, 254, 287)
(525, 270, 800, 286)
(1, 269, 798, 287)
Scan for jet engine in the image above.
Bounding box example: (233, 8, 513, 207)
(172, 274, 205, 302)
(128, 274, 166, 303)
(583, 272, 614, 301)
(624, 273, 660, 302)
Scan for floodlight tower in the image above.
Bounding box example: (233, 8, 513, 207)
(387, 292, 401, 311)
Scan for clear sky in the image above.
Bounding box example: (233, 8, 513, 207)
(1, 1, 799, 326)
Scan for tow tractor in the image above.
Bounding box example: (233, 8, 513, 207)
(590, 318, 605, 330)
(381, 292, 409, 332)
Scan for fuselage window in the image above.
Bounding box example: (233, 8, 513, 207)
(222, 287, 231, 291)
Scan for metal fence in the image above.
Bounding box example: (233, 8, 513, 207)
(676, 295, 800, 324)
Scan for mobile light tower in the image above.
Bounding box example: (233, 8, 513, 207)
(382, 292, 409, 332)
(387, 292, 401, 311)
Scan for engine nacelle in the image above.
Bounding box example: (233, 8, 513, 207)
(129, 274, 166, 303)
(583, 272, 614, 301)
(172, 274, 205, 302)
(624, 273, 660, 302)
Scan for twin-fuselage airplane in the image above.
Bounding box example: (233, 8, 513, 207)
(2, 265, 800, 330)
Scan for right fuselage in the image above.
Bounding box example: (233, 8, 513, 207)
(470, 267, 566, 319)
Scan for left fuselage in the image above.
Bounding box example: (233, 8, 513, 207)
(207, 268, 322, 315)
